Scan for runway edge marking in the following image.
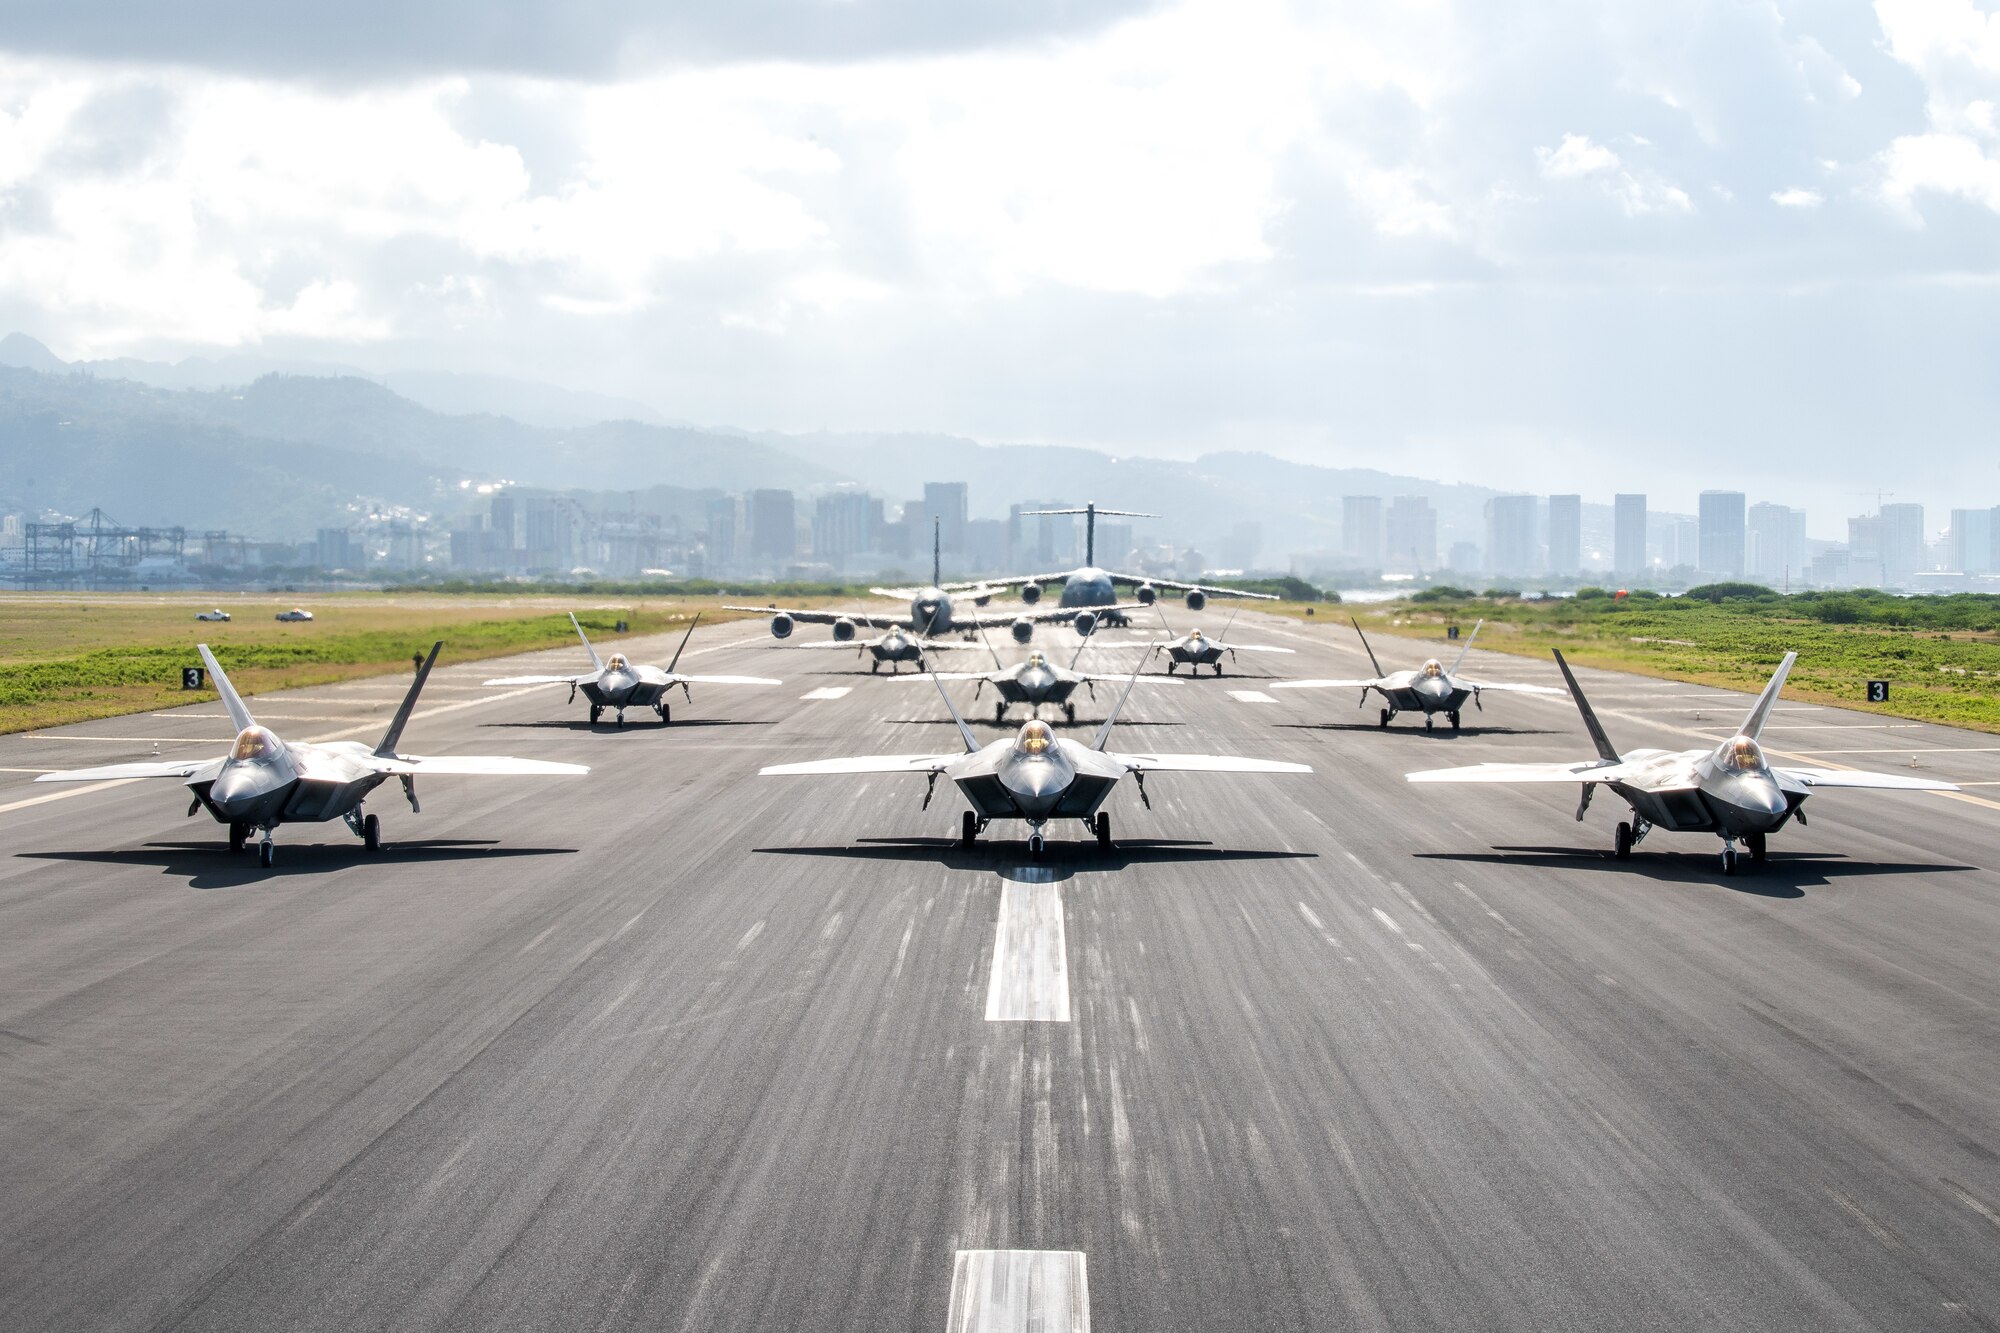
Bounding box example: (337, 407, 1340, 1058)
(946, 1250, 1088, 1332)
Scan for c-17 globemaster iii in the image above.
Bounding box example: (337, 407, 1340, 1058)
(1272, 618, 1562, 730)
(484, 612, 779, 725)
(33, 642, 587, 867)
(1405, 649, 1958, 874)
(761, 649, 1309, 859)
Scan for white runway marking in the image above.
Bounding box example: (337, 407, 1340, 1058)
(985, 882, 1072, 1022)
(800, 686, 852, 701)
(946, 1250, 1089, 1333)
(1227, 689, 1276, 704)
(0, 778, 143, 814)
(23, 735, 232, 743)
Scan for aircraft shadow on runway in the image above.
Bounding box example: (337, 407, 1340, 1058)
(17, 839, 579, 889)
(755, 835, 1316, 879)
(480, 718, 774, 731)
(1274, 722, 1560, 738)
(1412, 846, 1976, 896)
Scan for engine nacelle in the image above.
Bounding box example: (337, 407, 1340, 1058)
(1010, 617, 1035, 644)
(1020, 582, 1043, 605)
(1184, 589, 1207, 612)
(831, 617, 857, 642)
(1135, 583, 1157, 605)
(1072, 611, 1098, 637)
(770, 613, 795, 640)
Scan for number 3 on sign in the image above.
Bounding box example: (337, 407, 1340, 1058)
(182, 667, 206, 691)
(1866, 680, 1889, 703)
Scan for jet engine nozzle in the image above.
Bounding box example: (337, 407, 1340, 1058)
(1135, 584, 1157, 605)
(831, 617, 857, 642)
(1020, 582, 1043, 605)
(770, 613, 795, 640)
(1010, 617, 1035, 644)
(1072, 611, 1098, 637)
(1185, 589, 1207, 612)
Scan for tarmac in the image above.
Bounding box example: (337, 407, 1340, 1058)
(2, 612, 1996, 1331)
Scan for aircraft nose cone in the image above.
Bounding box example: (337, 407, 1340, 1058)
(1743, 777, 1787, 818)
(210, 768, 274, 817)
(1002, 759, 1069, 814)
(1418, 677, 1449, 698)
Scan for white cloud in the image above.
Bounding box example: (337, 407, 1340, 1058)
(1771, 187, 1823, 208)
(1536, 133, 1619, 179)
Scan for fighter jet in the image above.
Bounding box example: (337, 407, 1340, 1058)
(1271, 619, 1563, 730)
(728, 521, 1128, 648)
(932, 501, 1279, 626)
(760, 651, 1311, 859)
(32, 642, 586, 867)
(783, 623, 981, 674)
(1405, 650, 1958, 874)
(483, 612, 778, 725)
(1152, 607, 1295, 676)
(892, 620, 1181, 723)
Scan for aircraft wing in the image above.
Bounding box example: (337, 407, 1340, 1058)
(1268, 677, 1383, 691)
(1773, 766, 1959, 792)
(936, 573, 1077, 592)
(1107, 752, 1312, 774)
(669, 674, 782, 686)
(958, 603, 1150, 629)
(1226, 644, 1295, 654)
(1406, 760, 1640, 784)
(1106, 573, 1280, 601)
(33, 757, 225, 783)
(1076, 673, 1181, 685)
(760, 754, 960, 776)
(483, 672, 598, 687)
(362, 755, 590, 776)
(1461, 680, 1566, 695)
(886, 671, 993, 682)
(721, 606, 902, 630)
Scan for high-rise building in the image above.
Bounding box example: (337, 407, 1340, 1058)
(1880, 503, 1926, 587)
(704, 496, 740, 571)
(1612, 494, 1646, 575)
(314, 528, 365, 570)
(1484, 495, 1537, 575)
(1786, 509, 1808, 585)
(1949, 508, 1993, 574)
(1447, 540, 1480, 573)
(1384, 496, 1437, 573)
(1746, 502, 1798, 584)
(1342, 495, 1383, 566)
(812, 491, 881, 561)
(919, 482, 969, 554)
(748, 489, 796, 562)
(1546, 494, 1581, 575)
(1698, 490, 1745, 577)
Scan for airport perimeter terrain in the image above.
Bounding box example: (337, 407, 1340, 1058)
(2, 612, 1996, 1330)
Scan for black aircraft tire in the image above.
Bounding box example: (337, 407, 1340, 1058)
(229, 822, 249, 854)
(1095, 811, 1111, 849)
(962, 811, 978, 849)
(1214, 664, 1223, 677)
(363, 813, 381, 852)
(660, 703, 671, 726)
(1065, 704, 1076, 725)
(589, 705, 602, 725)
(1379, 709, 1391, 728)
(258, 840, 274, 868)
(1614, 822, 1633, 860)
(996, 702, 1006, 724)
(1450, 711, 1461, 729)
(1166, 662, 1175, 675)
(1425, 716, 1434, 731)
(1747, 831, 1767, 863)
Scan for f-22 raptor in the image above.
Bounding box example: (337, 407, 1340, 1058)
(1272, 619, 1561, 730)
(484, 612, 778, 725)
(896, 621, 1180, 723)
(761, 651, 1309, 859)
(1405, 650, 1958, 874)
(33, 642, 586, 867)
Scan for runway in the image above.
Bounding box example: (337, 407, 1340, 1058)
(2, 613, 1996, 1331)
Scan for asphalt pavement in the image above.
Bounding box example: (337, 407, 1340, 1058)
(2, 612, 1996, 1332)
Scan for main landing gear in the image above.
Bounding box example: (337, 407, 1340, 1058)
(589, 704, 603, 725)
(1213, 663, 1224, 677)
(962, 810, 981, 848)
(228, 821, 250, 854)
(657, 702, 672, 725)
(344, 808, 383, 852)
(1379, 708, 1394, 728)
(1448, 710, 1462, 730)
(995, 701, 1008, 725)
(1613, 817, 1652, 861)
(1063, 703, 1077, 725)
(1093, 811, 1111, 849)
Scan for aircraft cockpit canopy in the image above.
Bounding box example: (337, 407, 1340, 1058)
(1716, 735, 1766, 773)
(1421, 659, 1444, 678)
(1190, 629, 1205, 642)
(1017, 719, 1054, 756)
(230, 726, 284, 763)
(1025, 651, 1047, 668)
(605, 653, 630, 672)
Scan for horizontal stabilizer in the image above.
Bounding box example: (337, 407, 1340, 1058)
(1406, 760, 1632, 784)
(1460, 680, 1566, 695)
(674, 674, 782, 686)
(483, 673, 593, 687)
(363, 755, 589, 776)
(1268, 677, 1381, 691)
(1109, 752, 1312, 774)
(760, 754, 961, 776)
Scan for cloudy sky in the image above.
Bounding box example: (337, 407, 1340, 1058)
(3, 0, 1998, 533)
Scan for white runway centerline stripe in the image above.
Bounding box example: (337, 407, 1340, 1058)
(1227, 689, 1276, 704)
(0, 778, 144, 814)
(800, 686, 852, 701)
(946, 1250, 1088, 1333)
(985, 881, 1072, 1022)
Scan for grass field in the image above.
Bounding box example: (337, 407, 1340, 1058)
(0, 594, 766, 734)
(1266, 590, 2000, 734)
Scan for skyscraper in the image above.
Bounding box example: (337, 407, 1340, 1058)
(1546, 494, 1581, 575)
(1746, 502, 1795, 584)
(1484, 495, 1537, 575)
(1698, 490, 1745, 577)
(1384, 496, 1437, 573)
(1949, 508, 1993, 574)
(812, 490, 881, 562)
(748, 489, 796, 562)
(1342, 495, 1383, 565)
(920, 481, 969, 554)
(1880, 503, 1926, 587)
(1613, 493, 1647, 575)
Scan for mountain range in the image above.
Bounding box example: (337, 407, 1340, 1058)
(0, 332, 1511, 563)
